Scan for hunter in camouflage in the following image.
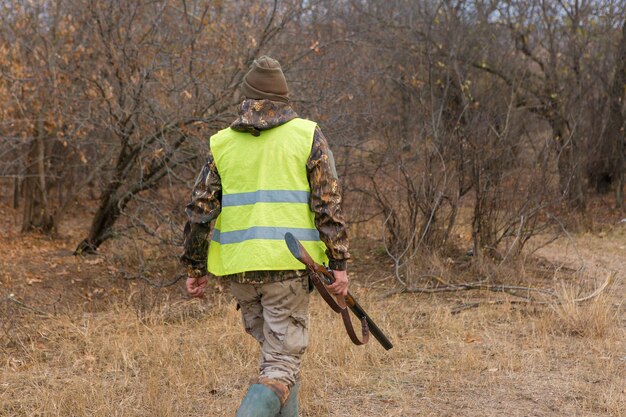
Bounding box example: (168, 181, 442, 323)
(181, 56, 350, 417)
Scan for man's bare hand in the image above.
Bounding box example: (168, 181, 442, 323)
(186, 276, 208, 298)
(327, 270, 349, 297)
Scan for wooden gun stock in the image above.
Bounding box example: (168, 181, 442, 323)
(284, 232, 393, 351)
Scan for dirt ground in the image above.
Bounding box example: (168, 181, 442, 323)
(1, 201, 624, 417)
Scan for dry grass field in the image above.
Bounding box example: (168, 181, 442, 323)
(1, 203, 624, 417)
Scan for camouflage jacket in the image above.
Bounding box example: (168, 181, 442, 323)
(181, 99, 350, 284)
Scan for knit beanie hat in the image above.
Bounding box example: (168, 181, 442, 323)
(240, 56, 289, 103)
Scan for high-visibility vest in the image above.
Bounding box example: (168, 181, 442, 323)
(207, 118, 329, 276)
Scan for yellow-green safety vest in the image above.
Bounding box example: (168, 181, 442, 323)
(207, 118, 329, 276)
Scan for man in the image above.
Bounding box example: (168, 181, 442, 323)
(181, 56, 350, 417)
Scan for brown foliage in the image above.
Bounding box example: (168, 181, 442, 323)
(0, 0, 624, 275)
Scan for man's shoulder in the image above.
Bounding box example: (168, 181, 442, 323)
(208, 127, 236, 147)
(289, 117, 317, 128)
(211, 126, 235, 139)
(280, 118, 317, 138)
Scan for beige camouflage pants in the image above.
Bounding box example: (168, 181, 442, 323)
(230, 275, 310, 387)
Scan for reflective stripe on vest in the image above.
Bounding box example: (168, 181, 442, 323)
(212, 226, 320, 245)
(207, 118, 329, 276)
(222, 190, 310, 206)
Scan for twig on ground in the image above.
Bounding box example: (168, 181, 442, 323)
(119, 271, 186, 288)
(450, 299, 539, 314)
(571, 273, 614, 303)
(120, 271, 187, 288)
(1, 294, 53, 316)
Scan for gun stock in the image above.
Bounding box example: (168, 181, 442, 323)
(284, 232, 393, 350)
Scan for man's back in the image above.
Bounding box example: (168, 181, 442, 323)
(207, 117, 328, 276)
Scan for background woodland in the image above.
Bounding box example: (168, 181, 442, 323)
(1, 0, 624, 270)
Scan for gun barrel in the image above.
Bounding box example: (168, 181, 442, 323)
(346, 297, 394, 350)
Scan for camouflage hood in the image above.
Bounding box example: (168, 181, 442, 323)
(230, 99, 298, 137)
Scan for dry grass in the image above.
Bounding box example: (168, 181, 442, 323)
(2, 283, 624, 417)
(548, 288, 620, 339)
(1, 207, 625, 416)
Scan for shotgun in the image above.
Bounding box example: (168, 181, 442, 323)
(284, 232, 393, 350)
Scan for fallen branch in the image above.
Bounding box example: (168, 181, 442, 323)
(383, 273, 615, 315)
(383, 281, 557, 299)
(450, 273, 615, 314)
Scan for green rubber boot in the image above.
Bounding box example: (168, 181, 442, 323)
(277, 383, 299, 417)
(235, 384, 281, 417)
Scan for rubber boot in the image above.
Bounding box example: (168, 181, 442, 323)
(277, 383, 299, 417)
(235, 384, 281, 417)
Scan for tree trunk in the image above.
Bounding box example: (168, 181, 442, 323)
(21, 129, 56, 234)
(13, 176, 20, 209)
(589, 20, 626, 204)
(618, 169, 624, 210)
(74, 182, 123, 254)
(604, 20, 626, 210)
(552, 117, 586, 210)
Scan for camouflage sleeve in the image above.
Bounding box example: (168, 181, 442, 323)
(180, 150, 222, 277)
(307, 126, 350, 270)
